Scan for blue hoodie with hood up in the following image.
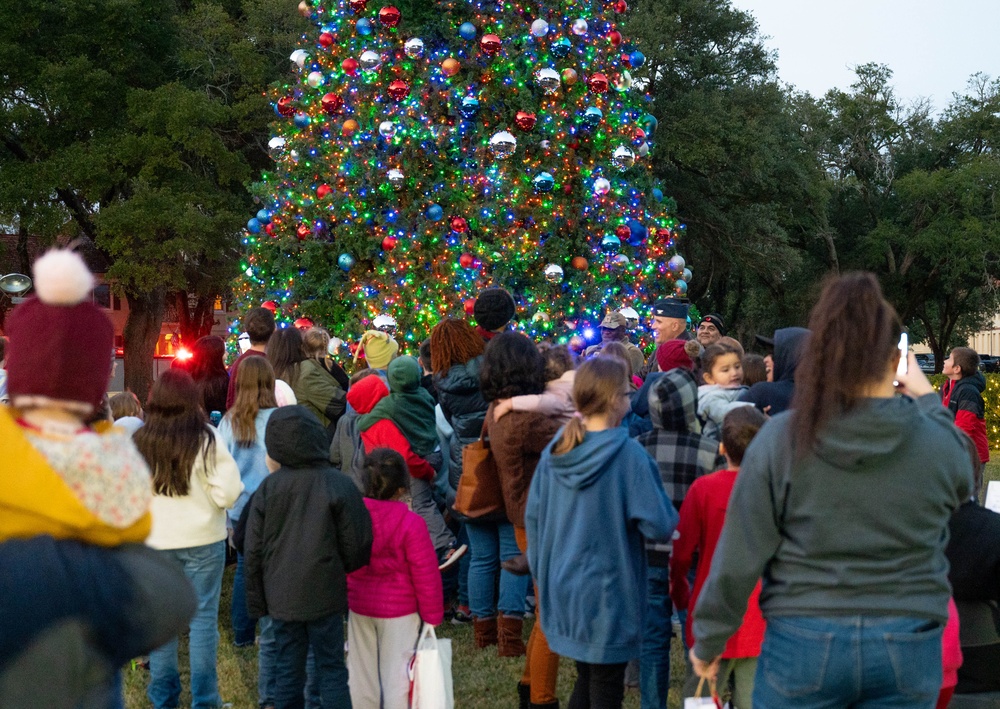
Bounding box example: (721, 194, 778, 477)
(525, 427, 678, 664)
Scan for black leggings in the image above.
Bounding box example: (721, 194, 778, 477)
(567, 661, 627, 709)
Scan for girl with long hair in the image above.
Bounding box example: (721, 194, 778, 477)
(188, 335, 230, 416)
(525, 357, 676, 709)
(690, 272, 973, 708)
(269, 326, 345, 432)
(136, 369, 243, 709)
(480, 332, 566, 707)
(302, 327, 350, 391)
(218, 357, 279, 661)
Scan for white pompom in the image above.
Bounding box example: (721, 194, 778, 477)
(32, 249, 95, 306)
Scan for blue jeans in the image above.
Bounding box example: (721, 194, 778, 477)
(754, 615, 943, 709)
(466, 520, 529, 618)
(639, 566, 672, 709)
(232, 553, 257, 646)
(272, 612, 350, 709)
(259, 616, 277, 707)
(147, 541, 226, 709)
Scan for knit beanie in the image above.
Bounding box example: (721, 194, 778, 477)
(354, 330, 399, 370)
(473, 287, 516, 332)
(655, 339, 695, 373)
(6, 249, 114, 414)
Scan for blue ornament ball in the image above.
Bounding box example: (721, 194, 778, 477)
(426, 204, 444, 221)
(459, 96, 480, 119)
(356, 18, 373, 35)
(293, 112, 311, 128)
(551, 37, 572, 58)
(533, 171, 555, 193)
(629, 51, 645, 68)
(384, 209, 398, 223)
(247, 218, 261, 234)
(338, 253, 355, 271)
(583, 106, 603, 128)
(459, 22, 477, 40)
(601, 234, 621, 253)
(256, 209, 272, 224)
(628, 219, 647, 239)
(641, 113, 658, 133)
(652, 187, 664, 202)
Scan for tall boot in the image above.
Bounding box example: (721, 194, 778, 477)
(517, 682, 530, 709)
(497, 614, 526, 657)
(473, 616, 497, 648)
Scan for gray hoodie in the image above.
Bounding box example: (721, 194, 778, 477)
(692, 393, 973, 661)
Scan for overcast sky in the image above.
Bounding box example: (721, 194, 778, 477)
(728, 0, 1000, 111)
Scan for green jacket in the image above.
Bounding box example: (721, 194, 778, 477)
(692, 393, 973, 660)
(293, 359, 346, 430)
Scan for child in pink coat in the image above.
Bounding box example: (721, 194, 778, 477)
(347, 448, 443, 709)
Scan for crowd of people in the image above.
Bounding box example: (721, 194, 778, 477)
(0, 249, 998, 709)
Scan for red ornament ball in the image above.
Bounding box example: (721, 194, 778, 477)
(451, 216, 468, 233)
(264, 222, 275, 236)
(480, 34, 501, 55)
(382, 236, 398, 251)
(459, 252, 476, 268)
(342, 57, 359, 76)
(571, 256, 589, 270)
(615, 225, 630, 239)
(613, 0, 628, 12)
(294, 317, 314, 330)
(296, 224, 311, 240)
(316, 184, 333, 199)
(515, 111, 537, 131)
(261, 300, 279, 312)
(387, 79, 410, 102)
(321, 93, 344, 115)
(463, 298, 476, 315)
(318, 32, 334, 47)
(587, 72, 609, 94)
(276, 96, 295, 116)
(348, 0, 367, 11)
(607, 30, 622, 46)
(378, 6, 401, 26)
(563, 184, 573, 194)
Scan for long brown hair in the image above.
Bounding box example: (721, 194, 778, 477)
(135, 369, 216, 497)
(226, 357, 278, 447)
(430, 317, 485, 376)
(267, 327, 304, 387)
(792, 272, 901, 454)
(553, 357, 628, 455)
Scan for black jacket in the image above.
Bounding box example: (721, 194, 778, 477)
(738, 327, 809, 416)
(244, 406, 372, 621)
(434, 356, 488, 486)
(947, 500, 1000, 603)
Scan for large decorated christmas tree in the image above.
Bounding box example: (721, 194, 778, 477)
(236, 0, 690, 347)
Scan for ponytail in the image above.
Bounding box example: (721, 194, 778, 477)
(552, 356, 628, 455)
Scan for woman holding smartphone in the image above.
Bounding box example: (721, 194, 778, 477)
(689, 272, 973, 708)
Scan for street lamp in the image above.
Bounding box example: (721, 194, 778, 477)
(0, 273, 32, 303)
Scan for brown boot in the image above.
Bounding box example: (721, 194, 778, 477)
(473, 616, 497, 648)
(497, 614, 526, 657)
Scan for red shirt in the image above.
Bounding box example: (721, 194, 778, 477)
(670, 468, 765, 659)
(226, 349, 266, 409)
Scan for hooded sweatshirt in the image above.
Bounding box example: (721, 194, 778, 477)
(942, 371, 990, 463)
(358, 356, 438, 458)
(738, 326, 809, 416)
(347, 498, 443, 624)
(347, 376, 435, 481)
(244, 406, 373, 621)
(692, 393, 973, 661)
(525, 427, 677, 664)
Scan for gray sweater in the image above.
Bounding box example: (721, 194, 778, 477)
(692, 393, 973, 660)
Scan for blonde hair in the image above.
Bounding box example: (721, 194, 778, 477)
(302, 327, 331, 361)
(225, 357, 278, 446)
(109, 391, 142, 420)
(553, 357, 628, 455)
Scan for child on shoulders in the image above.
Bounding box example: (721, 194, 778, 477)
(671, 406, 767, 709)
(493, 345, 576, 424)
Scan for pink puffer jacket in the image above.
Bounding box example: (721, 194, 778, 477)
(347, 498, 443, 624)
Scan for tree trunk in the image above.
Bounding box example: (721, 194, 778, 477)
(123, 288, 166, 404)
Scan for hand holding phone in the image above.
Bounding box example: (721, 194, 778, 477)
(894, 332, 908, 386)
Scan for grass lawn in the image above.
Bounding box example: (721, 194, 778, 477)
(125, 461, 1000, 708)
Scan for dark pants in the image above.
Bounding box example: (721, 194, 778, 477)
(231, 554, 257, 646)
(568, 661, 627, 709)
(272, 613, 350, 709)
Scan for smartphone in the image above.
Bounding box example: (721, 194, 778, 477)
(894, 332, 908, 386)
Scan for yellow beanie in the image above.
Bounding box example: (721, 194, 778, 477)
(354, 330, 399, 370)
